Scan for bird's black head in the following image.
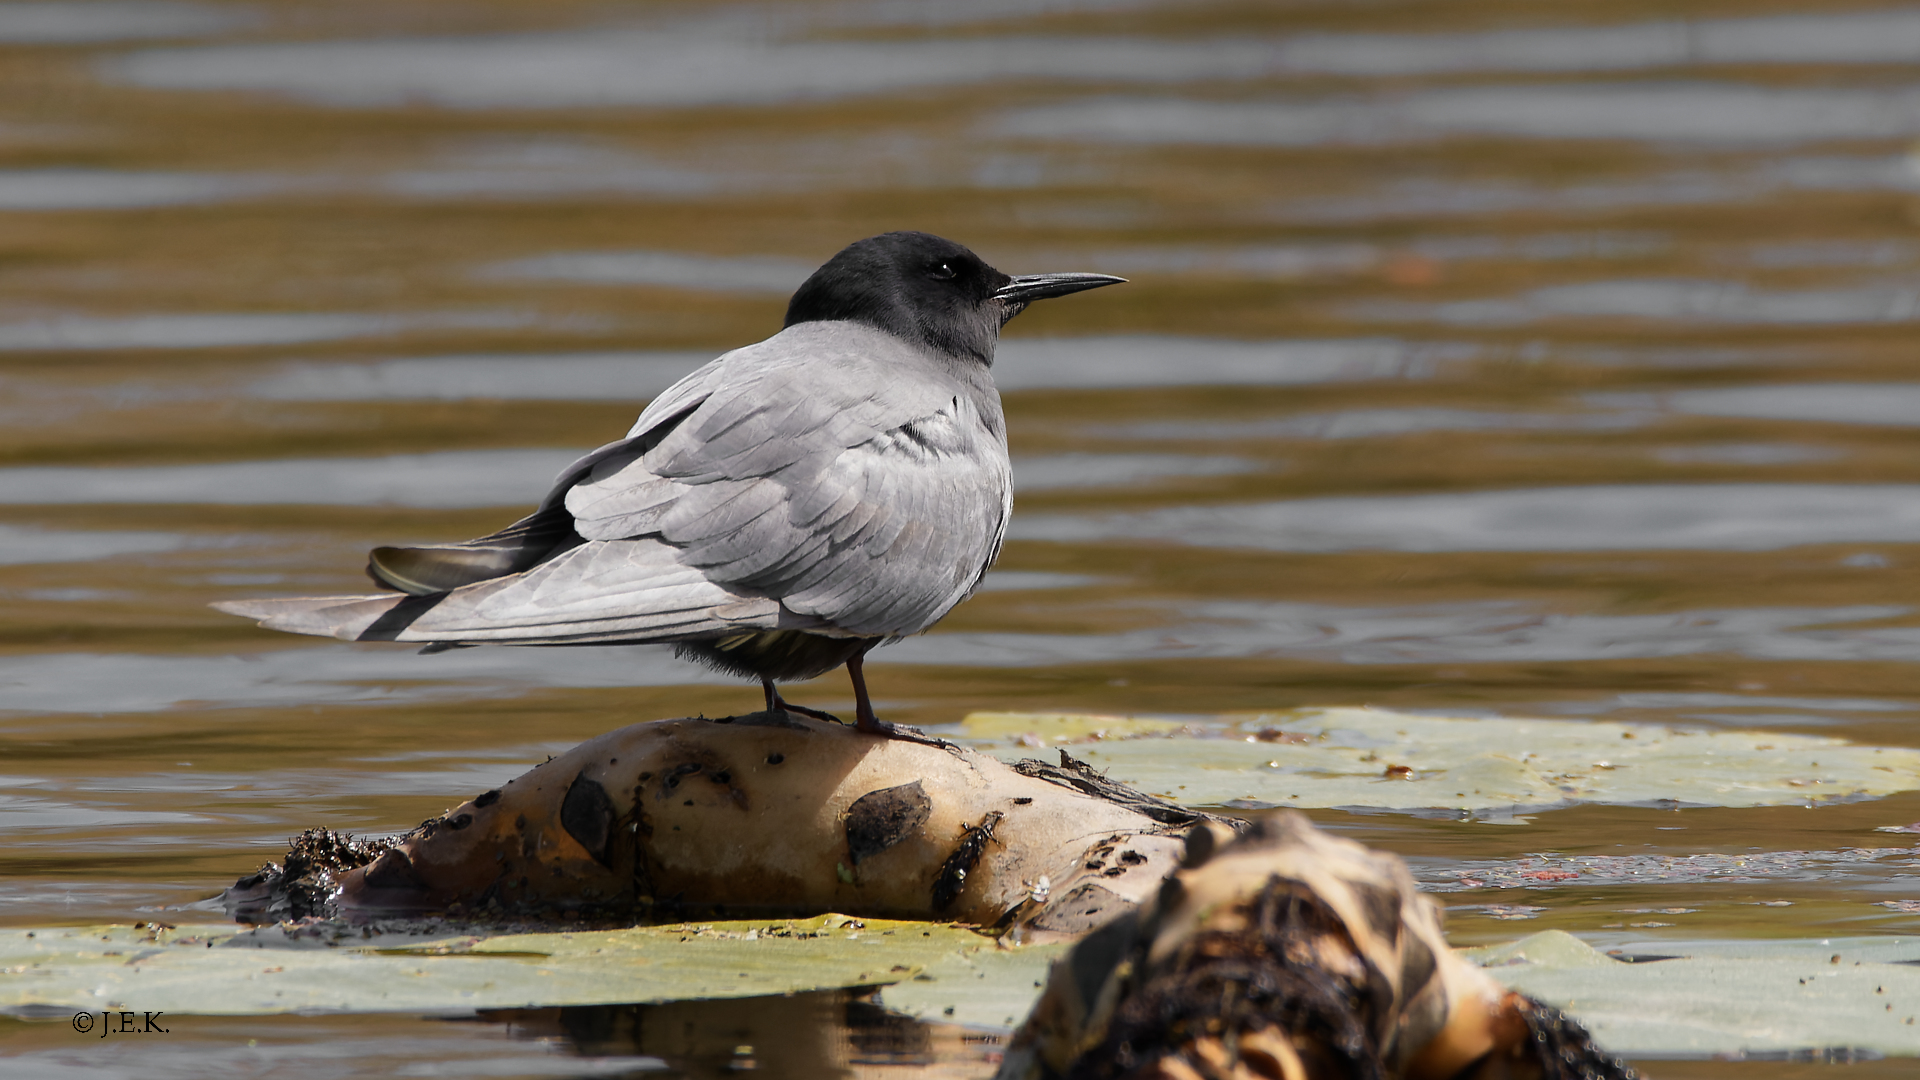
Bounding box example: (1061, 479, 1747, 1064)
(784, 231, 1123, 364)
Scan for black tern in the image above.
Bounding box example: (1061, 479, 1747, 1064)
(215, 231, 1123, 734)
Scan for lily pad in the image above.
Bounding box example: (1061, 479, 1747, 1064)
(966, 707, 1920, 813)
(0, 917, 1041, 1017)
(870, 939, 1069, 1030)
(1471, 930, 1920, 1055)
(962, 710, 1186, 743)
(1422, 847, 1914, 891)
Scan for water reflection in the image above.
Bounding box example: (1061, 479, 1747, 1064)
(0, 524, 185, 565)
(1073, 233, 1665, 279)
(0, 1, 241, 44)
(1011, 452, 1259, 490)
(1261, 9, 1920, 76)
(892, 601, 1920, 669)
(1000, 84, 1920, 146)
(0, 881, 218, 928)
(1287, 155, 1918, 223)
(96, 7, 1920, 113)
(992, 337, 1458, 389)
(0, 645, 734, 715)
(1652, 444, 1842, 466)
(1654, 384, 1920, 427)
(1108, 406, 1647, 442)
(1018, 485, 1920, 552)
(0, 311, 531, 352)
(1747, 240, 1915, 268)
(106, 28, 1288, 109)
(485, 250, 814, 292)
(0, 1010, 672, 1080)
(1365, 280, 1920, 326)
(379, 138, 730, 200)
(0, 169, 280, 211)
(0, 793, 210, 831)
(0, 449, 578, 508)
(1, 991, 992, 1080)
(481, 992, 992, 1079)
(248, 352, 714, 403)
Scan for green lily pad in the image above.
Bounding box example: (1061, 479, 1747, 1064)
(968, 707, 1920, 813)
(0, 917, 1038, 1017)
(1471, 930, 1920, 1055)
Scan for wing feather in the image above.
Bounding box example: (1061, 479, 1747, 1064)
(384, 540, 791, 643)
(221, 322, 1011, 648)
(556, 322, 1012, 638)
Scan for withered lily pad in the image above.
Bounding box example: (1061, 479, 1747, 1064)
(964, 707, 1920, 813)
(1471, 930, 1920, 1055)
(872, 938, 1069, 1030)
(0, 917, 1044, 1017)
(1422, 847, 1914, 891)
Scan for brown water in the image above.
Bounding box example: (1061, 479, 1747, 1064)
(6, 0, 1920, 1073)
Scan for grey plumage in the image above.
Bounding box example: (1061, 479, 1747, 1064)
(215, 231, 1122, 733)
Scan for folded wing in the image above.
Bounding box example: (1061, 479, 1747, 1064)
(216, 321, 1012, 647)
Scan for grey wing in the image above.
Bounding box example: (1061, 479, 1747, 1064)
(220, 323, 1009, 644)
(374, 539, 800, 644)
(213, 540, 794, 644)
(696, 394, 1011, 637)
(568, 363, 1011, 638)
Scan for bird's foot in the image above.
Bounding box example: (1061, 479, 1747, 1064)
(771, 697, 845, 725)
(767, 680, 956, 749)
(854, 710, 959, 751)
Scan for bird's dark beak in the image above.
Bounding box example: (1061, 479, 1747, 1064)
(993, 272, 1127, 304)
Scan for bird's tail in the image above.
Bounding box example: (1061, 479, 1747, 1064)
(368, 544, 533, 595)
(212, 594, 413, 641)
(366, 502, 583, 595)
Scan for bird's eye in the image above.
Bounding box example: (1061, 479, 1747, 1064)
(928, 261, 957, 280)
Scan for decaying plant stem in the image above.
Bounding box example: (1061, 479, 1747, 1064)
(997, 813, 1635, 1080)
(229, 711, 1228, 933)
(226, 829, 390, 922)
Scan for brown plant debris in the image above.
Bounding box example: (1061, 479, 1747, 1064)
(223, 713, 1225, 933)
(227, 829, 392, 923)
(997, 812, 1635, 1080)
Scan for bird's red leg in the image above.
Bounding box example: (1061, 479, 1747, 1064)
(846, 650, 894, 735)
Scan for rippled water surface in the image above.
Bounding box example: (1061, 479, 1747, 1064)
(7, 0, 1920, 1074)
